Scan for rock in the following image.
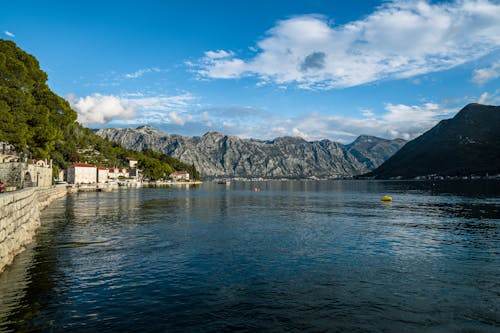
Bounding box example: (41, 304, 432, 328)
(97, 126, 406, 178)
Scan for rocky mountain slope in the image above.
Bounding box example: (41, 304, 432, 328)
(368, 103, 500, 179)
(97, 126, 405, 178)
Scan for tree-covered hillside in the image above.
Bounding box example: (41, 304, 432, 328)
(0, 39, 199, 181)
(0, 39, 76, 158)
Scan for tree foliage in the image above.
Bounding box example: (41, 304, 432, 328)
(0, 39, 201, 180)
(0, 39, 76, 158)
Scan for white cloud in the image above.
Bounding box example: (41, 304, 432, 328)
(361, 108, 375, 118)
(278, 103, 454, 142)
(478, 92, 490, 103)
(167, 112, 186, 126)
(67, 93, 196, 126)
(472, 61, 500, 85)
(204, 50, 234, 59)
(128, 94, 195, 111)
(201, 111, 209, 122)
(67, 93, 137, 125)
(195, 0, 500, 89)
(124, 67, 161, 79)
(199, 102, 456, 143)
(4, 31, 14, 37)
(477, 89, 500, 104)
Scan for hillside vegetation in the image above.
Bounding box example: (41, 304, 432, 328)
(0, 39, 199, 180)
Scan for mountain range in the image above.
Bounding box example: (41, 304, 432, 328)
(368, 103, 500, 179)
(96, 127, 406, 178)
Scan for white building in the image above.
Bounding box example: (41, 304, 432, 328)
(170, 170, 190, 181)
(97, 167, 109, 183)
(127, 157, 138, 169)
(108, 167, 129, 180)
(67, 163, 97, 184)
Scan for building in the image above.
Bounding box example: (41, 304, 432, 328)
(129, 168, 142, 179)
(170, 170, 190, 181)
(127, 157, 138, 169)
(67, 163, 97, 184)
(108, 167, 129, 180)
(57, 169, 65, 181)
(97, 167, 109, 183)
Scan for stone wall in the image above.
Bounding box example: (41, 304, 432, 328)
(27, 164, 53, 187)
(0, 163, 23, 188)
(0, 185, 67, 273)
(0, 162, 52, 189)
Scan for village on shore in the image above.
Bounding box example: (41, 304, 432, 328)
(0, 143, 200, 194)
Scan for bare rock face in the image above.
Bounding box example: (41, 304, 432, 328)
(96, 126, 405, 178)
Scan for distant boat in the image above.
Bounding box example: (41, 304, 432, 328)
(217, 179, 230, 185)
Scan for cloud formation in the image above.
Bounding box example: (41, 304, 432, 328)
(4, 31, 14, 37)
(194, 102, 456, 143)
(68, 93, 196, 126)
(124, 67, 161, 79)
(195, 0, 500, 89)
(478, 89, 500, 104)
(264, 103, 454, 142)
(70, 93, 458, 143)
(472, 61, 500, 86)
(67, 94, 136, 125)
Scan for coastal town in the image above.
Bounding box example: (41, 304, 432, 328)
(0, 142, 196, 193)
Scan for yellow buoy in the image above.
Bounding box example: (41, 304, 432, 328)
(381, 195, 392, 202)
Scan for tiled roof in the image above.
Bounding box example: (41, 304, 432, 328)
(171, 170, 189, 175)
(68, 163, 95, 168)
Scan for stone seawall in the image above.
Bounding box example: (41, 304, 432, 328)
(0, 185, 67, 273)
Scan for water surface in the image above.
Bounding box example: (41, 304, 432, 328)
(0, 180, 499, 332)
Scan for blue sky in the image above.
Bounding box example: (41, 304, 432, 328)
(2, 0, 500, 143)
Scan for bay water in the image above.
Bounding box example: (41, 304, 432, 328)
(0, 180, 499, 332)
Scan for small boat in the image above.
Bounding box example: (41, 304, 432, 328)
(217, 179, 230, 185)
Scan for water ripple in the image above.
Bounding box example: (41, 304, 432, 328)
(0, 181, 499, 332)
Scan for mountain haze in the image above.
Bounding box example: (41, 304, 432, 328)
(369, 103, 500, 179)
(97, 127, 406, 178)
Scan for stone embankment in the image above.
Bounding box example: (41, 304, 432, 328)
(0, 185, 67, 273)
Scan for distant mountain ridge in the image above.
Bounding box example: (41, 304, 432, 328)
(368, 103, 500, 179)
(96, 127, 406, 178)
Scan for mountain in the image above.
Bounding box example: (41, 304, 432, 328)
(345, 135, 407, 170)
(368, 103, 500, 179)
(97, 126, 406, 178)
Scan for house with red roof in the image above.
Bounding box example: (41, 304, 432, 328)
(170, 170, 190, 181)
(67, 163, 97, 184)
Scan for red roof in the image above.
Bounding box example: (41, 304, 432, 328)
(97, 166, 107, 170)
(68, 163, 95, 168)
(171, 170, 189, 175)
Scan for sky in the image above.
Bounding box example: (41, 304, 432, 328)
(2, 0, 500, 143)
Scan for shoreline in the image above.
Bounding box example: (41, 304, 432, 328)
(147, 181, 203, 187)
(0, 185, 67, 273)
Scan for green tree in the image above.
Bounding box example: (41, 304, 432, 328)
(1, 39, 201, 178)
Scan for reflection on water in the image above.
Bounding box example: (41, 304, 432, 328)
(0, 181, 499, 332)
